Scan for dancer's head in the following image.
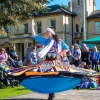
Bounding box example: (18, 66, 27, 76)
(45, 27, 55, 38)
(45, 27, 59, 43)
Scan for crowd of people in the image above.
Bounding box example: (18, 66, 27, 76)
(68, 43, 100, 72)
(0, 46, 22, 68)
(0, 42, 100, 89)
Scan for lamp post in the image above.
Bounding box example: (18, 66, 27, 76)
(83, 0, 86, 40)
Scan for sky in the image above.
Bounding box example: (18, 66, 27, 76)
(48, 0, 100, 10)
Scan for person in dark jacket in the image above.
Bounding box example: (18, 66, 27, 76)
(81, 47, 91, 67)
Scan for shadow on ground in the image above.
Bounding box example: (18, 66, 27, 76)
(2, 98, 46, 100)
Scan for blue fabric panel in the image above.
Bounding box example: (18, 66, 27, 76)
(21, 76, 81, 94)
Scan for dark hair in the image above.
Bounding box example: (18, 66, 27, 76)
(32, 46, 36, 50)
(84, 65, 90, 69)
(49, 27, 59, 43)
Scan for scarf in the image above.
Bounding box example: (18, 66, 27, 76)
(38, 39, 62, 58)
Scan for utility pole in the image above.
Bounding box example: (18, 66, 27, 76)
(83, 0, 86, 40)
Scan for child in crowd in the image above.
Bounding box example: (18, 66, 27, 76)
(80, 62, 90, 69)
(61, 54, 69, 64)
(79, 62, 97, 89)
(29, 46, 38, 65)
(14, 56, 23, 68)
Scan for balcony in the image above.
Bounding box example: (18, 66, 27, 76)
(10, 33, 32, 39)
(73, 32, 83, 39)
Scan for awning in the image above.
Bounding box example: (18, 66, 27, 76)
(82, 36, 100, 44)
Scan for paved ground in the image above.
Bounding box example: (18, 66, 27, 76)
(5, 90, 100, 100)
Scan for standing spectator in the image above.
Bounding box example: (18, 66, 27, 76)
(0, 48, 8, 63)
(36, 44, 45, 62)
(68, 46, 74, 62)
(71, 44, 81, 67)
(29, 46, 37, 65)
(90, 46, 100, 72)
(81, 47, 91, 67)
(81, 43, 87, 52)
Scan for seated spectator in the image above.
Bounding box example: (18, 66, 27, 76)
(0, 48, 8, 63)
(27, 59, 32, 66)
(79, 63, 97, 89)
(14, 56, 23, 68)
(7, 46, 19, 67)
(8, 46, 18, 62)
(61, 54, 69, 63)
(79, 62, 90, 69)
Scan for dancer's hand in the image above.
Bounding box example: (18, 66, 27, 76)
(32, 19, 35, 26)
(58, 52, 63, 60)
(32, 19, 36, 37)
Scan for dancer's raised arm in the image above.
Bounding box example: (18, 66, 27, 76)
(32, 19, 36, 37)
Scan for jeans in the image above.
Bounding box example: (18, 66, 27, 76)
(92, 60, 98, 72)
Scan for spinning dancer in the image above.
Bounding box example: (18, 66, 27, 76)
(32, 19, 69, 100)
(6, 20, 97, 100)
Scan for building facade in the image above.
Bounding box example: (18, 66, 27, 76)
(0, 0, 100, 60)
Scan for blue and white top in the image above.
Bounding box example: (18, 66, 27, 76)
(29, 51, 37, 65)
(72, 49, 81, 59)
(90, 51, 100, 62)
(34, 34, 69, 58)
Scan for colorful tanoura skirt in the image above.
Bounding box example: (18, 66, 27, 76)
(6, 60, 97, 93)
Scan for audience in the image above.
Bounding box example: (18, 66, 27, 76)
(81, 47, 91, 68)
(0, 48, 8, 63)
(71, 44, 81, 67)
(29, 46, 37, 65)
(90, 46, 100, 72)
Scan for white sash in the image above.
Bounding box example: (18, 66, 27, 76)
(38, 39, 62, 58)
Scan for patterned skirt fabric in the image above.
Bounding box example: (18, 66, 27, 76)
(6, 60, 96, 77)
(6, 60, 97, 93)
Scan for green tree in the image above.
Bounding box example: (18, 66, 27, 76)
(61, 4, 68, 10)
(0, 0, 52, 33)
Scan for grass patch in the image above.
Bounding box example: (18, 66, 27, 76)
(0, 85, 32, 100)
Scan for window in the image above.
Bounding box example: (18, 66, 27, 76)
(76, 40, 79, 44)
(76, 24, 79, 32)
(78, 0, 80, 6)
(51, 20, 56, 31)
(37, 22, 42, 33)
(95, 22, 100, 34)
(81, 27, 83, 32)
(24, 24, 28, 33)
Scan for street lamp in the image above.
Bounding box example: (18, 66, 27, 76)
(82, 0, 86, 40)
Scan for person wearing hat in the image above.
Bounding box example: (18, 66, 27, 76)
(32, 19, 69, 100)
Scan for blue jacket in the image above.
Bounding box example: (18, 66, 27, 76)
(90, 51, 100, 62)
(34, 34, 69, 51)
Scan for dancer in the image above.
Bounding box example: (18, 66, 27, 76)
(32, 19, 69, 100)
(5, 20, 97, 100)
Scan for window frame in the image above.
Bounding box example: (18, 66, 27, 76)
(76, 24, 79, 33)
(37, 22, 42, 34)
(50, 20, 56, 31)
(24, 23, 28, 33)
(95, 22, 100, 34)
(78, 0, 80, 6)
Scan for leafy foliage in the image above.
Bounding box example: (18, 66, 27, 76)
(0, 0, 52, 32)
